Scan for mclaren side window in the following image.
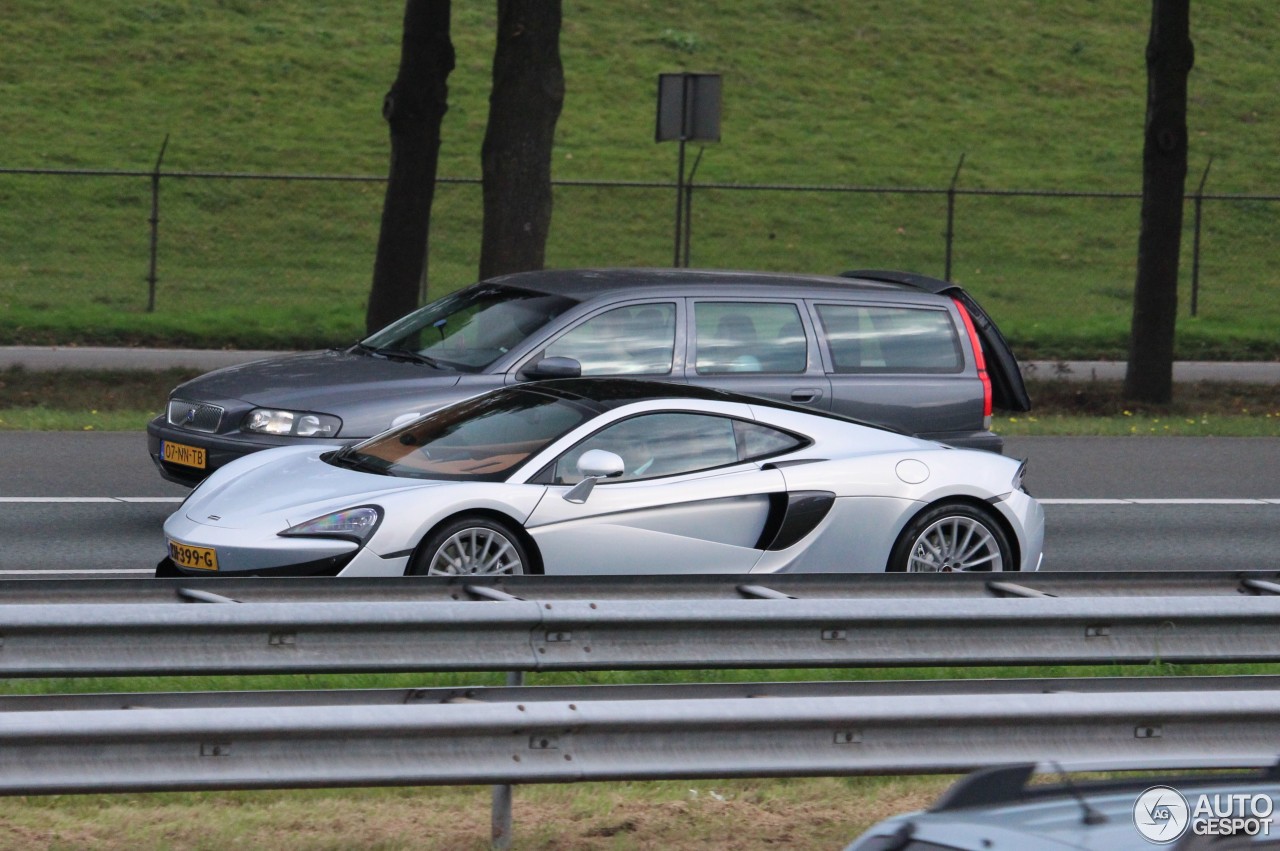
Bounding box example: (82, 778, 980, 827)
(544, 413, 808, 485)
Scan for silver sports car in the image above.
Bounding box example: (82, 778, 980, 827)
(159, 379, 1044, 577)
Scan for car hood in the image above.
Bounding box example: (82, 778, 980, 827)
(183, 445, 449, 530)
(170, 349, 479, 437)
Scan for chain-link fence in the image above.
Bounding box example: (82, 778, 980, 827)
(1, 165, 1276, 354)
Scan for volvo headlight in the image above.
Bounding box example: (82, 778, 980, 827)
(280, 506, 382, 543)
(244, 408, 341, 437)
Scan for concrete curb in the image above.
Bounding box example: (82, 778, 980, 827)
(0, 347, 284, 372)
(2, 346, 1277, 384)
(1020, 360, 1280, 384)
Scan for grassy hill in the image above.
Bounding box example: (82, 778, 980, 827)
(2, 0, 1277, 357)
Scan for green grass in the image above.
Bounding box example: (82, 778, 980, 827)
(1, 656, 1272, 698)
(0, 408, 152, 432)
(0, 775, 939, 850)
(0, 367, 191, 431)
(993, 378, 1280, 436)
(995, 411, 1280, 437)
(2, 1, 1279, 356)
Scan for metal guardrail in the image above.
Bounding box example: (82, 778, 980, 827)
(3, 569, 1280, 845)
(2, 677, 1279, 794)
(4, 570, 1280, 602)
(2, 576, 1280, 676)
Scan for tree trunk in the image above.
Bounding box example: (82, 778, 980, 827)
(1124, 0, 1194, 404)
(366, 0, 455, 335)
(478, 0, 564, 281)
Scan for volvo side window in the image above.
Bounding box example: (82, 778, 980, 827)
(815, 304, 962, 373)
(694, 302, 807, 374)
(542, 303, 677, 375)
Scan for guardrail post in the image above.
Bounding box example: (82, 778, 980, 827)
(944, 153, 965, 281)
(146, 134, 170, 313)
(1190, 156, 1212, 317)
(491, 670, 524, 849)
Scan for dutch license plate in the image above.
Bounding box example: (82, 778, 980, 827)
(163, 440, 207, 469)
(168, 540, 219, 571)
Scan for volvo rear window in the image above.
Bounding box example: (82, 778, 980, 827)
(815, 304, 962, 374)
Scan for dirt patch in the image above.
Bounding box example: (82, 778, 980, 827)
(1023, 378, 1278, 417)
(0, 778, 956, 850)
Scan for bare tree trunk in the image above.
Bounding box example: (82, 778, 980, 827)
(1124, 0, 1194, 404)
(367, 0, 455, 335)
(478, 0, 564, 281)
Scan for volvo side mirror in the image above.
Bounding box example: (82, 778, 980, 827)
(523, 356, 582, 380)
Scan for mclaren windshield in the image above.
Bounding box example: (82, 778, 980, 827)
(328, 388, 596, 482)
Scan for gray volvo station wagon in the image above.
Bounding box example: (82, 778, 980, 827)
(147, 268, 1031, 486)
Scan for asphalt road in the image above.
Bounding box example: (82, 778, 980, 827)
(1, 432, 1277, 575)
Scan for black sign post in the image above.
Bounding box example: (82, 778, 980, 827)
(656, 73, 721, 267)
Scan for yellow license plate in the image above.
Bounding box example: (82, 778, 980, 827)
(168, 540, 219, 571)
(163, 440, 207, 469)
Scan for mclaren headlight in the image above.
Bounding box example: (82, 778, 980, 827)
(280, 506, 382, 543)
(244, 408, 341, 437)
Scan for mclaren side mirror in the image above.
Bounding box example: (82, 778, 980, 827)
(562, 449, 625, 504)
(576, 449, 625, 479)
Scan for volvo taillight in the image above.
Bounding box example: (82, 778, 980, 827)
(953, 297, 992, 427)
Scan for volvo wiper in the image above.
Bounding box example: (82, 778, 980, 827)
(371, 347, 442, 368)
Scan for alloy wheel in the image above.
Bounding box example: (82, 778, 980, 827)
(426, 526, 525, 576)
(905, 515, 1005, 572)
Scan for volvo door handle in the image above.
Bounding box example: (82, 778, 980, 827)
(790, 388, 823, 403)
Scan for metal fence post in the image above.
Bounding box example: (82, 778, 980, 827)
(671, 139, 687, 267)
(491, 669, 524, 849)
(1190, 156, 1212, 317)
(944, 153, 965, 281)
(682, 147, 704, 268)
(146, 135, 170, 313)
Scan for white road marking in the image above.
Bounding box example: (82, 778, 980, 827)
(0, 569, 156, 576)
(0, 497, 1276, 505)
(1039, 498, 1278, 505)
(0, 497, 184, 503)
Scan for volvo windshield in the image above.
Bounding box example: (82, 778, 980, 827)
(359, 285, 578, 372)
